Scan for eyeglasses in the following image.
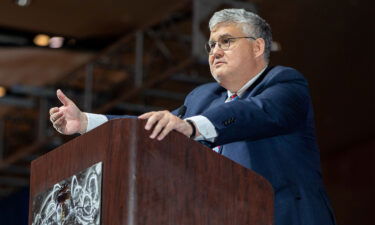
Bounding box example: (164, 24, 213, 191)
(205, 36, 256, 55)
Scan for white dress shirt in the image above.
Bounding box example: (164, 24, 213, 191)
(85, 113, 108, 132)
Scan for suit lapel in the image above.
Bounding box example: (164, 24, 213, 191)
(206, 89, 227, 110)
(186, 85, 226, 116)
(242, 65, 274, 99)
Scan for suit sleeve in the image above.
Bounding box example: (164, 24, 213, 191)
(105, 115, 137, 120)
(201, 69, 311, 145)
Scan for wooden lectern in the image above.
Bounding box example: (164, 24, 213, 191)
(29, 119, 274, 225)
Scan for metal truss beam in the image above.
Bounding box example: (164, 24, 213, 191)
(116, 103, 163, 113)
(143, 89, 186, 101)
(96, 58, 193, 113)
(0, 96, 35, 108)
(0, 176, 28, 187)
(9, 85, 55, 98)
(171, 73, 212, 84)
(1, 165, 29, 175)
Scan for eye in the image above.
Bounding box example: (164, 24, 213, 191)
(222, 38, 231, 44)
(209, 42, 216, 49)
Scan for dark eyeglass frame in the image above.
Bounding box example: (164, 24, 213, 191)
(205, 36, 256, 55)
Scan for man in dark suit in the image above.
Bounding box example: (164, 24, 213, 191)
(50, 8, 336, 225)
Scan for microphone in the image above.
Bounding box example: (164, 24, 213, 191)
(176, 105, 187, 118)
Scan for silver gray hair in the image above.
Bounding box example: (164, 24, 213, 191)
(209, 8, 272, 61)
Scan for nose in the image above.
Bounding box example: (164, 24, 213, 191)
(211, 44, 224, 59)
(211, 43, 222, 55)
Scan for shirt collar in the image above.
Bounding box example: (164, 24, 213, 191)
(227, 65, 268, 99)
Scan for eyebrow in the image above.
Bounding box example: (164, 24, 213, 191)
(209, 33, 234, 42)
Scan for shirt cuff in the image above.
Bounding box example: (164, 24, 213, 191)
(85, 113, 108, 133)
(185, 115, 217, 142)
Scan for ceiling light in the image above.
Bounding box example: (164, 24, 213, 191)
(0, 87, 6, 98)
(34, 34, 50, 47)
(14, 0, 31, 7)
(49, 37, 64, 48)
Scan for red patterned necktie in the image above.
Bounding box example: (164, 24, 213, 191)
(229, 93, 238, 101)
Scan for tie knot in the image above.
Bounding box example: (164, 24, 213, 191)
(230, 93, 238, 100)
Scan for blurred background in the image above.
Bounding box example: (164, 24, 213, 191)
(0, 0, 373, 224)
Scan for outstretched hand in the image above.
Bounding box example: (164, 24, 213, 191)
(138, 110, 195, 140)
(49, 89, 87, 135)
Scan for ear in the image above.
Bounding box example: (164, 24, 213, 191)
(253, 38, 266, 58)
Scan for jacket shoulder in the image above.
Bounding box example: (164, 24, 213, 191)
(186, 82, 224, 98)
(267, 66, 307, 82)
(192, 82, 222, 92)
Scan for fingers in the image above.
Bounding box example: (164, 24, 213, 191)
(49, 107, 59, 116)
(156, 121, 175, 140)
(56, 89, 72, 106)
(49, 106, 66, 134)
(138, 112, 153, 120)
(149, 116, 169, 139)
(51, 111, 66, 134)
(139, 111, 187, 141)
(140, 111, 163, 130)
(53, 115, 65, 128)
(53, 116, 66, 134)
(50, 111, 64, 123)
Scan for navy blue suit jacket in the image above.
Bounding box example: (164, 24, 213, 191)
(107, 66, 336, 225)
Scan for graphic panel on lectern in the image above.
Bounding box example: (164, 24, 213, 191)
(31, 162, 103, 225)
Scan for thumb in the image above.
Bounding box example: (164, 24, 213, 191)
(56, 89, 73, 106)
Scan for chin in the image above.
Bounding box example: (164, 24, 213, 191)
(212, 74, 221, 83)
(212, 68, 228, 80)
(213, 74, 231, 87)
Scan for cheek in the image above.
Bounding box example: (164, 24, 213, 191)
(209, 64, 215, 75)
(230, 45, 252, 64)
(228, 51, 242, 64)
(208, 55, 214, 66)
(208, 57, 217, 72)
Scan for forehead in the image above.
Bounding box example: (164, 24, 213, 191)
(209, 23, 245, 40)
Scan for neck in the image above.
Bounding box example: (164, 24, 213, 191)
(229, 61, 267, 92)
(250, 58, 267, 76)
